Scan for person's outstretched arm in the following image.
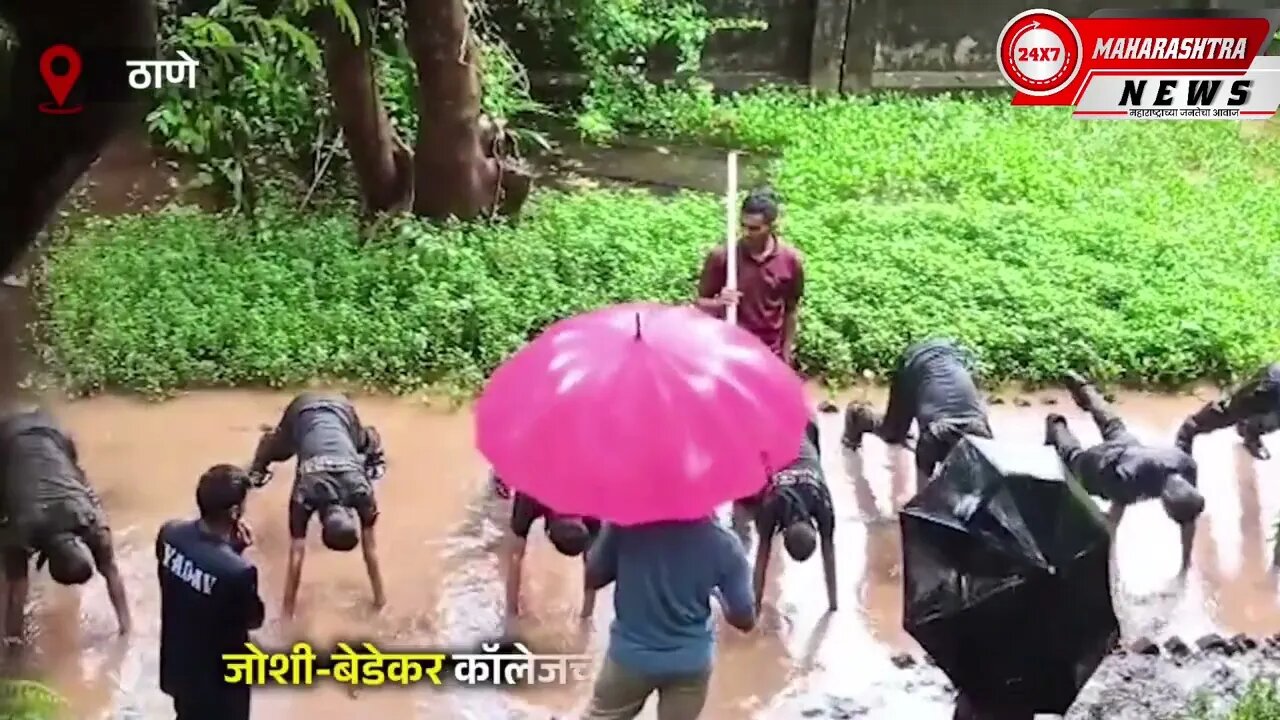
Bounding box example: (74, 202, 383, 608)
(2, 549, 28, 642)
(359, 525, 387, 609)
(580, 522, 602, 618)
(817, 499, 838, 612)
(580, 556, 597, 619)
(250, 411, 297, 482)
(716, 529, 757, 633)
(282, 538, 305, 619)
(87, 526, 130, 635)
(1179, 521, 1195, 576)
(750, 503, 779, 611)
(695, 249, 733, 317)
(752, 531, 772, 613)
(504, 494, 541, 617)
(584, 524, 619, 591)
(1106, 503, 1126, 532)
(780, 252, 804, 365)
(281, 502, 308, 619)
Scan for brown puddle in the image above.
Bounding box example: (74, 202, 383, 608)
(5, 387, 1280, 718)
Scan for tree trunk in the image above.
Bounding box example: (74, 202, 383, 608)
(402, 0, 529, 220)
(317, 4, 412, 214)
(0, 0, 156, 274)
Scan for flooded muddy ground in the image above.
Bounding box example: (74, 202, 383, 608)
(7, 386, 1280, 719)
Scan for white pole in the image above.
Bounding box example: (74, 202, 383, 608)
(725, 151, 739, 326)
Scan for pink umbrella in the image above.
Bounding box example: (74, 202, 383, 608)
(475, 302, 811, 525)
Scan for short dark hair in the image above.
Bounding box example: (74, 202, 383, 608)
(43, 533, 93, 585)
(741, 191, 779, 223)
(320, 505, 360, 551)
(196, 464, 250, 521)
(547, 517, 591, 556)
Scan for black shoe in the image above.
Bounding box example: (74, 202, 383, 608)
(1174, 426, 1195, 456)
(491, 474, 512, 499)
(1044, 413, 1068, 444)
(843, 402, 877, 450)
(1062, 371, 1094, 409)
(1240, 429, 1271, 461)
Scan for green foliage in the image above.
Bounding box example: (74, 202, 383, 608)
(41, 195, 715, 394)
(0, 680, 64, 719)
(1185, 679, 1280, 719)
(40, 121, 1280, 394)
(148, 0, 348, 206)
(43, 88, 1280, 393)
(146, 0, 542, 206)
(517, 0, 765, 141)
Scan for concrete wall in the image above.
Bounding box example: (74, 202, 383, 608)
(500, 0, 1244, 92)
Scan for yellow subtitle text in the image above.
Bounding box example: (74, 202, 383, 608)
(223, 642, 594, 687)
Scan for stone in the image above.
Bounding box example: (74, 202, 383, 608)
(1041, 396, 1058, 405)
(817, 400, 839, 414)
(1230, 633, 1257, 652)
(1196, 633, 1229, 653)
(1013, 397, 1032, 407)
(989, 396, 1006, 405)
(1130, 637, 1160, 655)
(890, 652, 916, 669)
(1162, 637, 1191, 657)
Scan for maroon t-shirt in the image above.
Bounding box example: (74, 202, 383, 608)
(697, 238, 805, 359)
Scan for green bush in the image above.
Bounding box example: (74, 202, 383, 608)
(41, 186, 1280, 394)
(1185, 679, 1280, 719)
(40, 91, 1280, 393)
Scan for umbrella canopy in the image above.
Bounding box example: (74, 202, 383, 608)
(901, 436, 1118, 715)
(476, 302, 810, 525)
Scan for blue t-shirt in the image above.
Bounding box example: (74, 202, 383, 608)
(585, 519, 754, 676)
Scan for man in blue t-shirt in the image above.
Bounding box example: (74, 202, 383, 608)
(581, 519, 756, 719)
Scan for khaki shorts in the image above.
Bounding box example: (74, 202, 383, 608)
(582, 657, 710, 720)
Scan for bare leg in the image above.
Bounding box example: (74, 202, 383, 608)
(283, 539, 305, 618)
(1107, 503, 1127, 533)
(731, 502, 754, 547)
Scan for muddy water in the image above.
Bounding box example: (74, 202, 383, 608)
(8, 387, 1280, 719)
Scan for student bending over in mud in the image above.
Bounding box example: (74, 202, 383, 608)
(732, 420, 837, 612)
(844, 338, 993, 491)
(1046, 372, 1204, 574)
(1177, 361, 1280, 460)
(499, 478, 601, 620)
(0, 408, 131, 640)
(249, 392, 387, 617)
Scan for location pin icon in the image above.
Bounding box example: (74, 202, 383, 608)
(38, 45, 83, 115)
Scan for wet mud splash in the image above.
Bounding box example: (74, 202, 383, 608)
(5, 386, 1280, 718)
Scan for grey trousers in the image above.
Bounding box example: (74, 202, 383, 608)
(582, 657, 711, 720)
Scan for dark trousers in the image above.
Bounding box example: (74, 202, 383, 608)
(953, 693, 1034, 720)
(1046, 383, 1134, 472)
(1177, 363, 1280, 450)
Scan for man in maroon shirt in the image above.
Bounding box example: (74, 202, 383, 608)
(695, 192, 805, 365)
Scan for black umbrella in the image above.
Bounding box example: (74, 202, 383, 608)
(901, 436, 1119, 715)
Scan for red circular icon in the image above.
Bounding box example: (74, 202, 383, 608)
(996, 9, 1083, 96)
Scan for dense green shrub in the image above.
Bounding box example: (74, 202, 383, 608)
(41, 92, 1280, 393)
(1185, 679, 1280, 719)
(41, 187, 1280, 394)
